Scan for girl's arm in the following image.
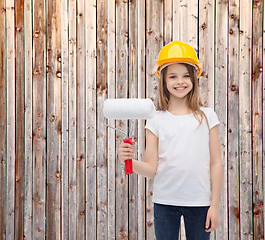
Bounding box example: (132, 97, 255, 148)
(209, 125, 223, 207)
(205, 124, 223, 232)
(118, 129, 158, 178)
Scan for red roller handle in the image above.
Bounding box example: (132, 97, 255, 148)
(123, 138, 133, 174)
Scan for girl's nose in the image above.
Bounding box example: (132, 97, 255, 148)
(176, 79, 184, 84)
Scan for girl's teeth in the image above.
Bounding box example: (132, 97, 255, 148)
(175, 87, 185, 90)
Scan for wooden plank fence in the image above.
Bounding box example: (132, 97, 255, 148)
(0, 0, 264, 239)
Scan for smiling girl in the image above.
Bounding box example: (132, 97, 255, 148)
(118, 41, 222, 240)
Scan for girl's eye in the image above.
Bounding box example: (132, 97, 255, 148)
(169, 76, 176, 79)
(184, 75, 190, 78)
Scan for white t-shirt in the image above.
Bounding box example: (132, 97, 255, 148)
(145, 107, 220, 206)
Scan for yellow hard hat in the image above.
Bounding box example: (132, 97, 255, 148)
(154, 41, 202, 78)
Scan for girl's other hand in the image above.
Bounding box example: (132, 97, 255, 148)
(118, 141, 135, 164)
(205, 206, 219, 232)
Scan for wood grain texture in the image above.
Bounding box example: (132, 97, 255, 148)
(76, 0, 86, 238)
(32, 0, 46, 238)
(6, 0, 15, 239)
(164, 0, 172, 44)
(86, 0, 97, 239)
(14, 1, 25, 239)
(239, 1, 253, 239)
(0, 0, 6, 238)
(215, 1, 228, 239)
(199, 0, 215, 108)
(24, 0, 33, 239)
(252, 0, 264, 239)
(61, 0, 69, 239)
(228, 1, 240, 239)
(68, 0, 77, 239)
(46, 0, 61, 239)
(97, 0, 108, 239)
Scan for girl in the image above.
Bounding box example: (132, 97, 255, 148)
(118, 41, 222, 240)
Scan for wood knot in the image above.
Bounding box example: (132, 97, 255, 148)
(56, 71, 62, 78)
(231, 85, 236, 91)
(50, 115, 55, 122)
(34, 30, 40, 38)
(201, 23, 206, 30)
(34, 69, 40, 76)
(147, 220, 153, 227)
(229, 29, 234, 34)
(147, 29, 152, 34)
(231, 206, 239, 219)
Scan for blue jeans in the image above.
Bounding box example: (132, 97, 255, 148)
(154, 203, 211, 240)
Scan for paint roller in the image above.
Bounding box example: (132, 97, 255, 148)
(102, 98, 156, 174)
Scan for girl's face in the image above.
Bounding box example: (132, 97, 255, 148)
(165, 63, 193, 100)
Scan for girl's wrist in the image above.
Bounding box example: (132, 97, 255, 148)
(210, 203, 219, 209)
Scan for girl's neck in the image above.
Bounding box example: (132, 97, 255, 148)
(168, 97, 192, 115)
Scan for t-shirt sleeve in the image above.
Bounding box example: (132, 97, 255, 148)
(145, 113, 159, 137)
(208, 108, 220, 129)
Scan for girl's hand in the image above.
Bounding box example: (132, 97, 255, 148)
(118, 141, 135, 164)
(205, 206, 219, 232)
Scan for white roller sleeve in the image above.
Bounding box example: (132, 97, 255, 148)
(103, 98, 156, 120)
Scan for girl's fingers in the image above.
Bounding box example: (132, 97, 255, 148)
(205, 215, 211, 231)
(205, 218, 218, 232)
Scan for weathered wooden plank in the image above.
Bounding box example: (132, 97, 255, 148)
(46, 0, 61, 239)
(172, 0, 181, 41)
(263, 7, 265, 238)
(137, 1, 146, 239)
(164, 0, 172, 44)
(128, 0, 138, 238)
(68, 0, 77, 238)
(215, 1, 228, 239)
(32, 0, 46, 238)
(107, 0, 115, 239)
(97, 0, 108, 238)
(115, 0, 129, 239)
(199, 0, 215, 108)
(228, 0, 240, 239)
(6, 0, 15, 239)
(0, 0, 6, 239)
(86, 0, 97, 239)
(76, 0, 86, 238)
(61, 0, 69, 239)
(146, 0, 163, 239)
(24, 0, 33, 239)
(15, 1, 25, 239)
(180, 0, 198, 49)
(239, 1, 253, 239)
(252, 0, 264, 239)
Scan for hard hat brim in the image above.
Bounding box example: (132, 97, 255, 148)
(155, 58, 202, 78)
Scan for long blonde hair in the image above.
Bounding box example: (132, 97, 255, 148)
(157, 63, 209, 129)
